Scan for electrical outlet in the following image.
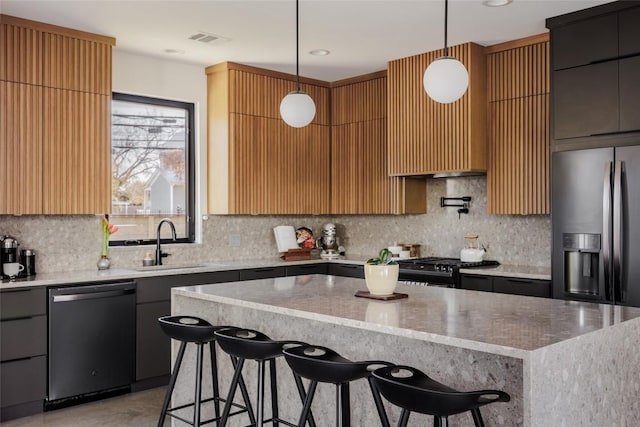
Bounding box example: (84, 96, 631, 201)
(228, 234, 241, 247)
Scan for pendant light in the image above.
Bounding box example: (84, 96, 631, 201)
(280, 0, 316, 128)
(423, 0, 469, 104)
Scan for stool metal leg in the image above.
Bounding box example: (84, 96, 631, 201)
(194, 343, 204, 427)
(367, 377, 390, 427)
(399, 408, 410, 427)
(219, 357, 246, 427)
(269, 359, 279, 427)
(257, 360, 266, 426)
(471, 408, 485, 427)
(297, 381, 318, 427)
(158, 340, 187, 427)
(209, 342, 221, 424)
(292, 374, 316, 427)
(337, 383, 350, 427)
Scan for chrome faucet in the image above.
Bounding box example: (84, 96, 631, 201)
(155, 218, 177, 265)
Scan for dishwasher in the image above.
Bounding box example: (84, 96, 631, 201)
(47, 281, 136, 408)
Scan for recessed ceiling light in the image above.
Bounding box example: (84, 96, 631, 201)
(309, 49, 330, 56)
(482, 0, 513, 6)
(164, 49, 185, 55)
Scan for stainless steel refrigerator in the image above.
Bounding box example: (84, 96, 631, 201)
(552, 145, 640, 307)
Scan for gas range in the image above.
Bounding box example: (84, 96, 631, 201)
(396, 257, 500, 287)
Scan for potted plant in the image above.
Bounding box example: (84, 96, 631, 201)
(365, 248, 399, 295)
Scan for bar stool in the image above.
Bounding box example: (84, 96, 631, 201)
(371, 365, 511, 427)
(157, 316, 254, 427)
(282, 344, 391, 427)
(214, 327, 315, 427)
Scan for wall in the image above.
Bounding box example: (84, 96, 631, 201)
(0, 51, 550, 274)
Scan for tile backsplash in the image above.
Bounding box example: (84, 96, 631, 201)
(0, 177, 550, 273)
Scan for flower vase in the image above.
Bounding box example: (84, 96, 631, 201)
(97, 255, 111, 270)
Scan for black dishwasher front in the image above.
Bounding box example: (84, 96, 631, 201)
(47, 281, 136, 406)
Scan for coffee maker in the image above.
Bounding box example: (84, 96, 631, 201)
(319, 223, 341, 259)
(1, 235, 19, 279)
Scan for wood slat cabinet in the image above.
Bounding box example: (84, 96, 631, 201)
(387, 43, 487, 176)
(207, 62, 330, 214)
(486, 35, 550, 215)
(0, 14, 114, 215)
(330, 73, 426, 214)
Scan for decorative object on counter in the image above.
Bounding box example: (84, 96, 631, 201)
(364, 248, 400, 296)
(273, 225, 299, 253)
(440, 196, 471, 218)
(318, 223, 341, 259)
(98, 214, 118, 270)
(460, 234, 486, 262)
(423, 0, 469, 103)
(295, 226, 316, 249)
(279, 0, 316, 128)
(281, 248, 313, 261)
(142, 252, 154, 266)
(399, 243, 421, 258)
(387, 245, 403, 258)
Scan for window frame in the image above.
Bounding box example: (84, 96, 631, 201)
(109, 92, 196, 247)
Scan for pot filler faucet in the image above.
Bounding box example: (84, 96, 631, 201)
(155, 218, 177, 265)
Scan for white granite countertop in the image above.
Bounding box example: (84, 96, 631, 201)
(173, 274, 640, 359)
(459, 264, 551, 280)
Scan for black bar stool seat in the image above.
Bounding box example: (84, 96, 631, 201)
(282, 344, 391, 427)
(372, 365, 511, 427)
(214, 327, 314, 427)
(157, 316, 253, 427)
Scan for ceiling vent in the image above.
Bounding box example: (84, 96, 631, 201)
(188, 31, 230, 45)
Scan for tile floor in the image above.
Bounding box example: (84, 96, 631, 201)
(2, 388, 169, 427)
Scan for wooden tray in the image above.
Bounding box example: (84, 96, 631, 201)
(354, 290, 408, 301)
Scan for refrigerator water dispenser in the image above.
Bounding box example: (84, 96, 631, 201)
(563, 233, 600, 296)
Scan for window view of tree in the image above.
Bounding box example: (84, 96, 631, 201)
(110, 94, 194, 244)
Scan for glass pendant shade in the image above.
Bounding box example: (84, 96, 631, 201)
(423, 56, 469, 103)
(280, 90, 316, 128)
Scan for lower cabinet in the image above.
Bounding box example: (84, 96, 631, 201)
(285, 263, 328, 276)
(0, 288, 47, 421)
(460, 274, 551, 298)
(239, 266, 286, 281)
(328, 263, 365, 278)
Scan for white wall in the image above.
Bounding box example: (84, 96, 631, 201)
(112, 49, 208, 240)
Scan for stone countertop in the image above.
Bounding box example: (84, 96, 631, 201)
(460, 264, 551, 280)
(173, 274, 640, 359)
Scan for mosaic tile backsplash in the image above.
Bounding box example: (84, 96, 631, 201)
(0, 177, 550, 273)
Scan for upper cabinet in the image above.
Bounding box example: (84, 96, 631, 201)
(0, 15, 114, 215)
(547, 3, 640, 148)
(387, 43, 487, 176)
(330, 72, 426, 214)
(486, 35, 550, 215)
(206, 62, 330, 215)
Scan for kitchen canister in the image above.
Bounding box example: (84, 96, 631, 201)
(21, 249, 36, 276)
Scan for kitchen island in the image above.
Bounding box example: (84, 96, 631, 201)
(171, 275, 640, 427)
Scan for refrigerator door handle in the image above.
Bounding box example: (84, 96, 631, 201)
(613, 160, 623, 304)
(603, 161, 612, 301)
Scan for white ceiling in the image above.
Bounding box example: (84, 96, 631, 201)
(2, 0, 611, 82)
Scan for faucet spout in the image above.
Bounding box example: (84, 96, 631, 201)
(155, 218, 177, 266)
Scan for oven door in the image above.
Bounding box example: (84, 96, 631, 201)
(398, 270, 455, 288)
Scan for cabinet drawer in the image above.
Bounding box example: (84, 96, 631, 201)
(493, 277, 552, 298)
(0, 288, 46, 320)
(239, 267, 286, 281)
(137, 270, 241, 303)
(0, 316, 46, 362)
(460, 275, 493, 292)
(285, 264, 328, 276)
(328, 264, 364, 278)
(0, 355, 46, 408)
(136, 301, 171, 381)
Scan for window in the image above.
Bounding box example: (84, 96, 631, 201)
(110, 93, 195, 245)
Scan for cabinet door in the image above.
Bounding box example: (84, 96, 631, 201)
(493, 277, 551, 298)
(0, 20, 42, 85)
(285, 264, 328, 276)
(619, 7, 640, 57)
(136, 301, 171, 381)
(328, 263, 364, 279)
(552, 13, 618, 70)
(43, 33, 112, 95)
(0, 355, 46, 409)
(553, 62, 618, 139)
(239, 267, 286, 281)
(619, 56, 640, 132)
(229, 114, 330, 214)
(460, 274, 493, 292)
(42, 88, 111, 214)
(0, 82, 43, 214)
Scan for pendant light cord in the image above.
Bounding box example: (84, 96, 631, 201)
(295, 0, 300, 91)
(443, 0, 449, 57)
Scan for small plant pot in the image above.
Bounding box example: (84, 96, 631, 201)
(364, 264, 399, 296)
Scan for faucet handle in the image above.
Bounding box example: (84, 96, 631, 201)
(161, 251, 171, 259)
